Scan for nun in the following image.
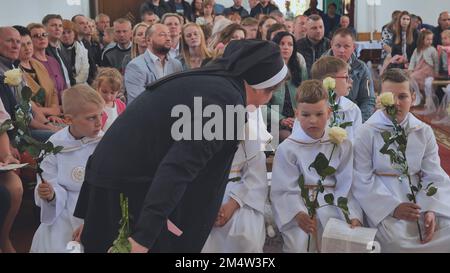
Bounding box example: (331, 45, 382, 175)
(74, 40, 288, 253)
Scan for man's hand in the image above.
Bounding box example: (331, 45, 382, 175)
(128, 237, 149, 253)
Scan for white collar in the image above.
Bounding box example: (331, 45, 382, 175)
(365, 110, 423, 132)
(50, 127, 104, 153)
(147, 49, 167, 63)
(337, 96, 355, 113)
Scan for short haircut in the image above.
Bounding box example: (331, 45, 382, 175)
(311, 56, 349, 81)
(13, 25, 30, 37)
(114, 18, 132, 27)
(269, 10, 284, 18)
(71, 14, 85, 23)
(308, 14, 323, 22)
(266, 23, 287, 40)
(42, 14, 62, 26)
(92, 67, 123, 93)
(95, 13, 110, 22)
(332, 27, 355, 40)
(381, 68, 410, 83)
(296, 80, 329, 104)
(328, 2, 337, 9)
(161, 13, 183, 25)
(104, 26, 115, 36)
(27, 23, 46, 33)
(241, 17, 258, 26)
(62, 84, 105, 116)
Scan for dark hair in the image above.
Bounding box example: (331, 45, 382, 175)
(332, 27, 356, 40)
(266, 23, 287, 41)
(272, 31, 303, 87)
(71, 14, 85, 23)
(328, 3, 337, 9)
(42, 14, 62, 25)
(381, 68, 410, 84)
(218, 24, 247, 45)
(13, 25, 30, 37)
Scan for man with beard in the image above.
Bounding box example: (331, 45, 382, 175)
(125, 24, 183, 104)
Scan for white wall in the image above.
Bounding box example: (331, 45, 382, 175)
(0, 0, 90, 27)
(356, 0, 444, 33)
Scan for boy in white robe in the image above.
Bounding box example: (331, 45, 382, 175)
(271, 80, 363, 253)
(30, 85, 105, 253)
(293, 56, 362, 142)
(353, 68, 450, 252)
(202, 107, 271, 253)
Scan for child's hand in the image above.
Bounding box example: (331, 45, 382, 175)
(72, 224, 84, 242)
(37, 180, 55, 202)
(350, 219, 362, 229)
(281, 118, 295, 129)
(295, 212, 317, 234)
(422, 211, 436, 244)
(393, 203, 421, 221)
(214, 198, 240, 227)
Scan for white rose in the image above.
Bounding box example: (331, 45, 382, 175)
(323, 77, 336, 90)
(329, 126, 347, 145)
(4, 69, 22, 87)
(379, 92, 395, 107)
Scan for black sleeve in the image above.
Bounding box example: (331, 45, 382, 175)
(131, 139, 225, 249)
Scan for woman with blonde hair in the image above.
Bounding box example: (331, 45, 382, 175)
(180, 23, 213, 69)
(123, 23, 150, 69)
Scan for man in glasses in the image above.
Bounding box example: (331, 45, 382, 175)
(325, 27, 375, 122)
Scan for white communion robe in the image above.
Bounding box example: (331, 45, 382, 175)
(30, 127, 103, 253)
(292, 96, 362, 142)
(270, 125, 363, 253)
(202, 108, 271, 253)
(353, 110, 450, 252)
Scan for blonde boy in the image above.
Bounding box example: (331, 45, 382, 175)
(30, 85, 104, 253)
(271, 80, 362, 253)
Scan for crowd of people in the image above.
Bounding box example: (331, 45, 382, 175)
(0, 0, 449, 253)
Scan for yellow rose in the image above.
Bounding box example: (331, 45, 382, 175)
(329, 126, 347, 144)
(379, 92, 395, 107)
(4, 69, 22, 87)
(323, 77, 336, 91)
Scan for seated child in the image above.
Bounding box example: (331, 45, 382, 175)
(437, 30, 450, 78)
(309, 55, 362, 141)
(93, 68, 126, 131)
(202, 107, 270, 253)
(30, 84, 105, 253)
(353, 68, 450, 252)
(271, 80, 362, 253)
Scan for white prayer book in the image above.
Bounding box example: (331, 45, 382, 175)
(0, 163, 28, 172)
(321, 218, 379, 253)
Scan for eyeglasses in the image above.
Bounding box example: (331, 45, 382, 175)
(31, 33, 49, 39)
(334, 76, 352, 83)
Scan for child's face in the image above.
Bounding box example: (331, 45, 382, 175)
(66, 103, 103, 139)
(295, 99, 331, 139)
(99, 81, 118, 105)
(333, 68, 352, 97)
(442, 34, 450, 46)
(424, 34, 434, 47)
(381, 80, 415, 123)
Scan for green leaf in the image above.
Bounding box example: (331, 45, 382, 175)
(320, 166, 336, 177)
(298, 175, 305, 188)
(308, 153, 329, 174)
(0, 119, 13, 134)
(31, 88, 46, 106)
(425, 183, 434, 190)
(381, 131, 391, 143)
(337, 197, 348, 209)
(53, 146, 64, 154)
(339, 121, 353, 129)
(21, 86, 33, 102)
(427, 187, 438, 197)
(407, 193, 414, 202)
(324, 193, 334, 205)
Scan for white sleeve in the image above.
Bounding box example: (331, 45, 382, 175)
(34, 153, 68, 225)
(229, 151, 268, 214)
(270, 143, 306, 231)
